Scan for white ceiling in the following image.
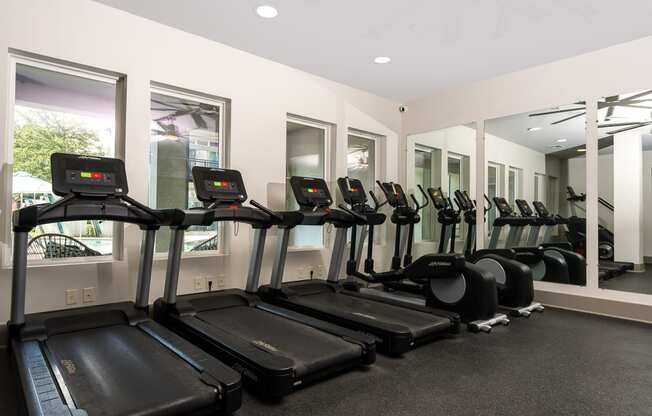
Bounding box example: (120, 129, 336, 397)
(95, 0, 652, 102)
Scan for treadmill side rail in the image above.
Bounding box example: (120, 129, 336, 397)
(138, 321, 242, 414)
(13, 340, 85, 416)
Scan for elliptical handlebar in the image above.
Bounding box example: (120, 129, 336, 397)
(410, 184, 430, 212)
(368, 189, 388, 212)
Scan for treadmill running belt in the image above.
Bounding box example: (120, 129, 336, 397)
(197, 306, 361, 377)
(46, 325, 217, 416)
(298, 292, 450, 338)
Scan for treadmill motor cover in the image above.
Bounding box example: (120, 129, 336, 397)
(192, 166, 247, 204)
(51, 153, 128, 196)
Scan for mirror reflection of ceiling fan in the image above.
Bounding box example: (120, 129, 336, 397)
(528, 90, 652, 135)
(150, 98, 219, 138)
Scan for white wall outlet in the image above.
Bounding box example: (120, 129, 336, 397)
(316, 265, 325, 278)
(65, 289, 78, 305)
(194, 277, 207, 291)
(82, 287, 96, 304)
(215, 275, 227, 289)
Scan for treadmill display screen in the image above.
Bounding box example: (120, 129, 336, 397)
(66, 170, 116, 186)
(515, 199, 533, 216)
(428, 188, 447, 209)
(51, 153, 128, 196)
(290, 176, 332, 208)
(493, 197, 513, 216)
(381, 183, 408, 207)
(533, 201, 549, 217)
(192, 167, 247, 203)
(337, 177, 366, 205)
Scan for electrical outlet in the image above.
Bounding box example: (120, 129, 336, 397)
(316, 265, 325, 278)
(65, 289, 78, 305)
(194, 277, 206, 291)
(215, 275, 227, 289)
(82, 287, 96, 304)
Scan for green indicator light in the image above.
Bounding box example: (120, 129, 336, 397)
(80, 172, 92, 178)
(214, 181, 220, 186)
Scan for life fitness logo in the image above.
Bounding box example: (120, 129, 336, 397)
(428, 261, 453, 267)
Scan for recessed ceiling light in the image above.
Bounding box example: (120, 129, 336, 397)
(256, 5, 278, 18)
(556, 139, 567, 143)
(577, 148, 586, 152)
(527, 127, 542, 132)
(550, 144, 563, 149)
(374, 56, 391, 64)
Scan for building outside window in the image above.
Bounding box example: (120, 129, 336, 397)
(8, 57, 121, 262)
(149, 85, 226, 253)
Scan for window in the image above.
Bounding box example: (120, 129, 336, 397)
(447, 153, 470, 243)
(347, 133, 376, 195)
(286, 117, 330, 248)
(508, 166, 521, 209)
(414, 147, 434, 241)
(534, 173, 547, 203)
(8, 56, 122, 262)
(149, 84, 226, 254)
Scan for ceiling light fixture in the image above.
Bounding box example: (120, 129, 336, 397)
(527, 127, 542, 132)
(556, 139, 567, 143)
(374, 56, 391, 64)
(256, 5, 278, 18)
(577, 148, 586, 152)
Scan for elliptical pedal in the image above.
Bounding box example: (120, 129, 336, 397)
(500, 302, 545, 318)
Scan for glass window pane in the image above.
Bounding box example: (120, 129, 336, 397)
(13, 63, 116, 260)
(347, 135, 375, 193)
(149, 90, 222, 253)
(286, 121, 326, 247)
(415, 148, 433, 241)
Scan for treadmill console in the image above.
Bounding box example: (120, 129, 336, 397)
(290, 176, 332, 208)
(51, 153, 127, 196)
(454, 190, 474, 210)
(515, 199, 533, 216)
(493, 197, 513, 217)
(337, 177, 367, 205)
(380, 182, 408, 207)
(192, 167, 247, 204)
(427, 188, 448, 210)
(532, 201, 550, 217)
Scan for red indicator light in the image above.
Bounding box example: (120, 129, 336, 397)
(91, 172, 102, 179)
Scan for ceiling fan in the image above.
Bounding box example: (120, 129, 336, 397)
(528, 90, 652, 135)
(151, 98, 219, 131)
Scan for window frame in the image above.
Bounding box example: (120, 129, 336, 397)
(2, 53, 124, 268)
(149, 83, 229, 259)
(286, 115, 332, 251)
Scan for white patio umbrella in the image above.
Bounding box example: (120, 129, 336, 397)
(12, 171, 53, 194)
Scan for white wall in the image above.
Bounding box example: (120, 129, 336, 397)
(402, 31, 652, 318)
(0, 0, 401, 322)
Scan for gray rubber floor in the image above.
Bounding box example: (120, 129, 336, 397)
(2, 308, 652, 416)
(601, 267, 652, 295)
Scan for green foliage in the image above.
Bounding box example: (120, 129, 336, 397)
(13, 109, 104, 182)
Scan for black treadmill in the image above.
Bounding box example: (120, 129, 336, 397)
(8, 153, 241, 416)
(258, 176, 459, 355)
(153, 167, 375, 400)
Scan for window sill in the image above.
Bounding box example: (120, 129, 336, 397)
(2, 255, 118, 270)
(153, 250, 229, 261)
(287, 245, 326, 253)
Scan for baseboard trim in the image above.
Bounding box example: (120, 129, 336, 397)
(535, 290, 652, 324)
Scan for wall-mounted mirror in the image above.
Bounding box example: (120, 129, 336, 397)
(595, 90, 652, 295)
(485, 103, 587, 286)
(406, 124, 476, 259)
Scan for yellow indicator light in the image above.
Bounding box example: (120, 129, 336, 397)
(80, 172, 91, 178)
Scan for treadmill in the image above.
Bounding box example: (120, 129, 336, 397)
(153, 167, 375, 400)
(258, 176, 460, 355)
(8, 153, 241, 416)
